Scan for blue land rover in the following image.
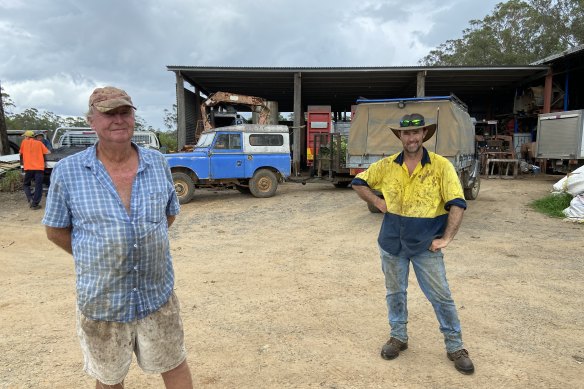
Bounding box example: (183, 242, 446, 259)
(165, 124, 291, 204)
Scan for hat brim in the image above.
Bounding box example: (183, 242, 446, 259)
(94, 98, 137, 113)
(389, 124, 437, 142)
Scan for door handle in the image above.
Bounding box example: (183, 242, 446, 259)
(236, 161, 242, 167)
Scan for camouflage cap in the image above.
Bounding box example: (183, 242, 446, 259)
(89, 86, 136, 113)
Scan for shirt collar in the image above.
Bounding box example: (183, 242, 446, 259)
(82, 142, 150, 172)
(394, 147, 431, 166)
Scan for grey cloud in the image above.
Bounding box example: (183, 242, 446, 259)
(1, 0, 505, 130)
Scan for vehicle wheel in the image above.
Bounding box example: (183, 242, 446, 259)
(235, 185, 251, 194)
(249, 169, 278, 198)
(464, 176, 480, 200)
(333, 182, 350, 188)
(172, 172, 195, 204)
(367, 202, 382, 213)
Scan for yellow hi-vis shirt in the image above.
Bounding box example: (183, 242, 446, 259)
(352, 148, 466, 257)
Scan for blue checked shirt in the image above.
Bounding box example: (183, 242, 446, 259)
(42, 144, 180, 322)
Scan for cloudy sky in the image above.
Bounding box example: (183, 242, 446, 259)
(1, 0, 503, 130)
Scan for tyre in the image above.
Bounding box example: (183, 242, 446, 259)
(172, 172, 195, 204)
(249, 169, 278, 198)
(464, 176, 480, 200)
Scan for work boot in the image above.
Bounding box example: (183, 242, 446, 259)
(30, 204, 42, 210)
(380, 337, 408, 360)
(447, 349, 475, 374)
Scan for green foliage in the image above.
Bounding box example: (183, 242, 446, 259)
(529, 192, 572, 218)
(420, 0, 584, 66)
(157, 130, 178, 152)
(7, 108, 61, 133)
(62, 116, 89, 127)
(317, 136, 348, 165)
(163, 104, 177, 131)
(1, 85, 15, 112)
(0, 170, 22, 192)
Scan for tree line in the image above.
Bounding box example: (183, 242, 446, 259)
(0, 86, 178, 153)
(420, 0, 583, 66)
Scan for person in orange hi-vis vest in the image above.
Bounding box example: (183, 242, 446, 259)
(19, 130, 50, 210)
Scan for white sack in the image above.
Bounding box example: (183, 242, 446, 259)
(552, 165, 584, 195)
(563, 194, 584, 220)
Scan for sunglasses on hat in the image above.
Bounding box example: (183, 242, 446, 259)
(399, 118, 425, 127)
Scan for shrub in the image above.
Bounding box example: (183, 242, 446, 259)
(0, 170, 23, 192)
(157, 131, 178, 152)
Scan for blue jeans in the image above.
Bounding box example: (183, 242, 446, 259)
(23, 170, 44, 206)
(379, 246, 463, 353)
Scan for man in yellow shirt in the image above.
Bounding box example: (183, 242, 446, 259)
(352, 113, 474, 374)
(19, 130, 50, 210)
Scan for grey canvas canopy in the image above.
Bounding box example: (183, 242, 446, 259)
(348, 97, 475, 158)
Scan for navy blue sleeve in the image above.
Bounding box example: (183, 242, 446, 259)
(445, 198, 467, 211)
(351, 177, 369, 187)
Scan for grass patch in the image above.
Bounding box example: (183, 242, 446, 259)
(529, 192, 572, 218)
(0, 170, 23, 192)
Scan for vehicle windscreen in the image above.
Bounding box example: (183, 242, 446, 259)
(57, 131, 158, 149)
(132, 133, 157, 148)
(196, 133, 214, 147)
(59, 133, 97, 147)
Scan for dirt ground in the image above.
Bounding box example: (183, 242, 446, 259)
(0, 175, 583, 388)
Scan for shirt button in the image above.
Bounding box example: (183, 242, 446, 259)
(133, 288, 137, 292)
(133, 244, 138, 248)
(134, 266, 138, 271)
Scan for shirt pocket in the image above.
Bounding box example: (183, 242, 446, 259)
(142, 191, 166, 223)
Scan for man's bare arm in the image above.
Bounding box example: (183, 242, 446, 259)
(352, 185, 387, 213)
(45, 226, 73, 255)
(430, 205, 464, 252)
(167, 215, 176, 228)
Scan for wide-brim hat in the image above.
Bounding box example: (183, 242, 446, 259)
(389, 113, 437, 142)
(89, 86, 136, 113)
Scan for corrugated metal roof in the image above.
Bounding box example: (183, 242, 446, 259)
(531, 44, 584, 65)
(167, 65, 549, 112)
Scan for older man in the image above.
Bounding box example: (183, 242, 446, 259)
(42, 86, 193, 388)
(352, 113, 474, 375)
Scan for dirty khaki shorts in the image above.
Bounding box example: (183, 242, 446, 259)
(76, 292, 187, 385)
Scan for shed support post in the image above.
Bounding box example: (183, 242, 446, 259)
(416, 71, 426, 97)
(293, 72, 303, 176)
(543, 67, 553, 114)
(175, 71, 187, 150)
(194, 86, 201, 143)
